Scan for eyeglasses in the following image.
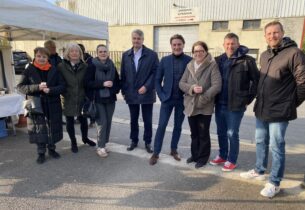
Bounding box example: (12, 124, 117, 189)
(193, 50, 205, 54)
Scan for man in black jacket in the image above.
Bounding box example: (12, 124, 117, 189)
(240, 21, 305, 198)
(210, 33, 259, 172)
(44, 40, 62, 67)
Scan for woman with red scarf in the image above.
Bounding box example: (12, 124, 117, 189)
(17, 47, 66, 164)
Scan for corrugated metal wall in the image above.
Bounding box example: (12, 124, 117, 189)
(58, 0, 305, 25)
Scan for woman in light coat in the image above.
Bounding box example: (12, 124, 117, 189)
(179, 41, 222, 169)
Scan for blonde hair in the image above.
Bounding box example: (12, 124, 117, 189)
(44, 40, 56, 48)
(63, 43, 84, 61)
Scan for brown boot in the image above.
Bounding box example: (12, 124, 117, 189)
(149, 154, 159, 165)
(170, 150, 181, 161)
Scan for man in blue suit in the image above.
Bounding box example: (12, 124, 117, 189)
(149, 34, 192, 165)
(121, 29, 159, 153)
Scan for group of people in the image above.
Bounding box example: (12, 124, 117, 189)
(17, 20, 305, 198)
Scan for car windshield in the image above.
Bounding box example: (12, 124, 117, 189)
(13, 52, 27, 60)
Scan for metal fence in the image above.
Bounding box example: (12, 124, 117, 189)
(87, 50, 223, 70)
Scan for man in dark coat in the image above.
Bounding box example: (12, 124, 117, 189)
(240, 21, 305, 198)
(210, 33, 259, 172)
(120, 29, 159, 153)
(44, 40, 62, 67)
(149, 34, 192, 165)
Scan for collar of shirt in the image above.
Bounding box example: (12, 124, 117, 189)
(133, 47, 143, 71)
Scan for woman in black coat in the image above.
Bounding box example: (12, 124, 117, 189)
(85, 44, 120, 158)
(17, 47, 66, 164)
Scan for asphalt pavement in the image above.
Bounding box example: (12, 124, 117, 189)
(1, 102, 305, 210)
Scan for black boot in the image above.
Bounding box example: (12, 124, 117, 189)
(36, 154, 46, 164)
(82, 138, 96, 147)
(48, 149, 61, 159)
(71, 139, 78, 153)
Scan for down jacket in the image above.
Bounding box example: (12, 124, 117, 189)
(17, 64, 65, 144)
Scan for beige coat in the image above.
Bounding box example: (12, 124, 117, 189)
(179, 54, 222, 117)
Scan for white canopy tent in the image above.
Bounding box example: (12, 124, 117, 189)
(0, 0, 108, 92)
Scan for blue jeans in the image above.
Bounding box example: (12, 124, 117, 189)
(255, 118, 288, 186)
(128, 104, 153, 145)
(215, 104, 245, 164)
(153, 100, 184, 155)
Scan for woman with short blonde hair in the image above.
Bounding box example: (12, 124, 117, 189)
(58, 42, 96, 153)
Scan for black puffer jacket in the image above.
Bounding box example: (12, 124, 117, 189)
(17, 64, 66, 144)
(215, 46, 259, 111)
(254, 37, 305, 122)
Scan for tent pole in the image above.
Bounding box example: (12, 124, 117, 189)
(0, 50, 8, 89)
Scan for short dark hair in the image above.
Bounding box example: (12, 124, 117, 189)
(44, 40, 56, 48)
(224, 33, 239, 42)
(192, 41, 208, 53)
(34, 47, 50, 58)
(170, 34, 185, 44)
(264, 21, 284, 32)
(96, 44, 108, 52)
(78, 43, 85, 53)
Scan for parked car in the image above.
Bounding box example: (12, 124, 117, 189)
(13, 51, 31, 74)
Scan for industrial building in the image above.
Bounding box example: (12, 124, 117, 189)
(14, 0, 305, 61)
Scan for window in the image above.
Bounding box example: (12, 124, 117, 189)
(243, 20, 261, 30)
(212, 21, 229, 31)
(248, 49, 259, 60)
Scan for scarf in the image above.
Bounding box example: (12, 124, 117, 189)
(92, 57, 115, 98)
(33, 60, 51, 71)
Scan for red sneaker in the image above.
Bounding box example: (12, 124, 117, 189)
(209, 155, 226, 166)
(222, 161, 237, 172)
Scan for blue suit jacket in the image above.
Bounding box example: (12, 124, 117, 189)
(155, 54, 192, 102)
(120, 45, 159, 104)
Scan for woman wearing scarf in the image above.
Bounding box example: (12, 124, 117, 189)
(58, 43, 96, 153)
(179, 41, 222, 169)
(85, 44, 120, 158)
(17, 47, 66, 164)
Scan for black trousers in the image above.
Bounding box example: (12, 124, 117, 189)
(128, 104, 153, 145)
(66, 115, 88, 144)
(37, 143, 55, 155)
(188, 114, 212, 164)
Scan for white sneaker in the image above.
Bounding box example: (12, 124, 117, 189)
(240, 169, 265, 181)
(260, 183, 280, 198)
(96, 148, 108, 158)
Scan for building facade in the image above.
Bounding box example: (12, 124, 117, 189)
(14, 0, 305, 62)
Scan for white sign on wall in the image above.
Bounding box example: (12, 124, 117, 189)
(170, 7, 199, 23)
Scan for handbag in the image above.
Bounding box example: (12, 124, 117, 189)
(81, 97, 96, 119)
(23, 96, 44, 116)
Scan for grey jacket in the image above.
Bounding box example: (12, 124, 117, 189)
(179, 54, 222, 117)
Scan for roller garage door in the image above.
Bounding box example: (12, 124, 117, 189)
(154, 25, 199, 53)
